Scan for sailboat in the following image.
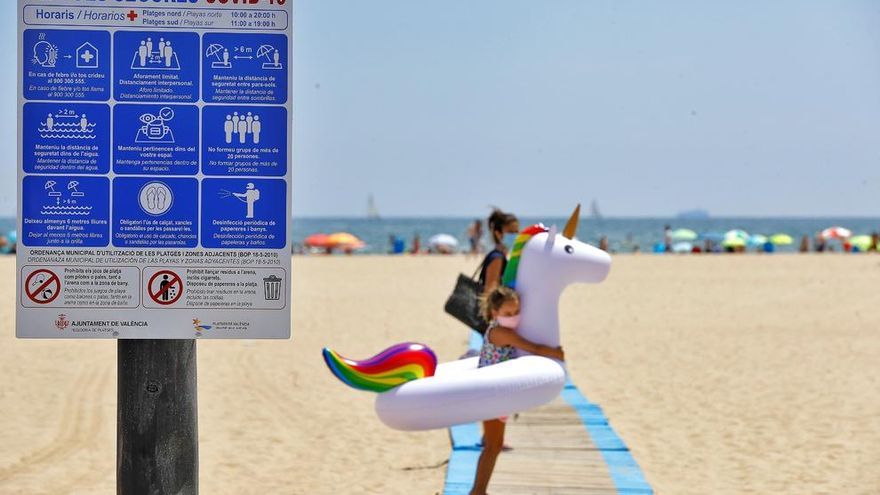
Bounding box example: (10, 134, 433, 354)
(367, 194, 380, 220)
(589, 199, 602, 220)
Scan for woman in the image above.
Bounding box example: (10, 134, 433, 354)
(478, 209, 520, 294)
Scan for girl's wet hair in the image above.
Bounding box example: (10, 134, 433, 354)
(481, 286, 519, 322)
(488, 208, 518, 243)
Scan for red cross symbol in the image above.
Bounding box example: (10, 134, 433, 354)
(127, 10, 138, 22)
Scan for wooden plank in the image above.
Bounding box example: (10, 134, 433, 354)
(488, 396, 617, 495)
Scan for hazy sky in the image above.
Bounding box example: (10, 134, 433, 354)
(9, 1, 880, 217)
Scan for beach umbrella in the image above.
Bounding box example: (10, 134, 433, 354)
(671, 228, 698, 241)
(304, 233, 331, 248)
(747, 234, 768, 247)
(428, 233, 459, 248)
(327, 232, 365, 248)
(671, 242, 693, 253)
(769, 233, 793, 245)
(724, 229, 749, 241)
(820, 226, 852, 240)
(722, 237, 746, 248)
(849, 235, 872, 251)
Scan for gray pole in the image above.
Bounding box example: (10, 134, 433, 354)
(117, 340, 198, 495)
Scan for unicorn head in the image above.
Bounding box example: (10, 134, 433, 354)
(501, 205, 611, 350)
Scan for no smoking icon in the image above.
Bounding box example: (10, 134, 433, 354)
(25, 269, 61, 305)
(148, 270, 183, 305)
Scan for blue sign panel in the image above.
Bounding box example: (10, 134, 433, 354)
(114, 32, 200, 102)
(112, 177, 198, 248)
(202, 106, 287, 177)
(113, 104, 199, 175)
(201, 178, 287, 249)
(23, 29, 110, 101)
(203, 33, 288, 104)
(23, 102, 110, 174)
(21, 175, 110, 247)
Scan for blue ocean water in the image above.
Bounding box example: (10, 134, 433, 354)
(290, 217, 880, 254)
(4, 216, 877, 254)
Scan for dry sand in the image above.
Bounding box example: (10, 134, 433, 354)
(1, 255, 878, 494)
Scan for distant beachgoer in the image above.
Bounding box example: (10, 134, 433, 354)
(704, 239, 713, 253)
(871, 232, 879, 252)
(663, 225, 672, 252)
(814, 234, 826, 253)
(411, 234, 421, 254)
(598, 236, 609, 252)
(480, 209, 520, 295)
(469, 286, 564, 495)
(799, 235, 810, 253)
(467, 220, 483, 258)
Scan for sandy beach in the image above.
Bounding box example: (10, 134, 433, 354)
(1, 254, 879, 494)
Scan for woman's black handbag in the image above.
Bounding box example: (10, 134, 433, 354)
(444, 264, 490, 334)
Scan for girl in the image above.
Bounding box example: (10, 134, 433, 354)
(470, 286, 564, 495)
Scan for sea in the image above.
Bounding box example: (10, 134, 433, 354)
(2, 217, 878, 255)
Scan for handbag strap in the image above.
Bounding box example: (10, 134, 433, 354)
(473, 249, 503, 281)
(471, 261, 483, 280)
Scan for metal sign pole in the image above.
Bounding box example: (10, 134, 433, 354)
(117, 340, 198, 494)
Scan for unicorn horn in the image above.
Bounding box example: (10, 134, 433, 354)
(562, 204, 581, 239)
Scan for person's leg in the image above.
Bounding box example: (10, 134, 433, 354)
(470, 419, 505, 495)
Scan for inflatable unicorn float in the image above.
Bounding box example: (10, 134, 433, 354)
(323, 205, 611, 431)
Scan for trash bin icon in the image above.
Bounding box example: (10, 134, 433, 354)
(263, 275, 282, 301)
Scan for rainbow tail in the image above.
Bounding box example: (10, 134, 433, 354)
(322, 342, 437, 393)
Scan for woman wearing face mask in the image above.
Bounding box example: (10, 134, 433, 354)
(478, 209, 520, 296)
(469, 286, 565, 495)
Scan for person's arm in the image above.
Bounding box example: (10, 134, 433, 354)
(482, 256, 502, 295)
(488, 326, 564, 361)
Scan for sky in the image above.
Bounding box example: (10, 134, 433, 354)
(9, 1, 880, 217)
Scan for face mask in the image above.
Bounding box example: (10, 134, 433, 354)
(503, 233, 518, 246)
(496, 314, 520, 329)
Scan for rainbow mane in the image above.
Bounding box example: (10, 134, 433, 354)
(501, 224, 549, 289)
(322, 342, 437, 393)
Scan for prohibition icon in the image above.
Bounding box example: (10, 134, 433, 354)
(25, 269, 60, 304)
(147, 270, 183, 305)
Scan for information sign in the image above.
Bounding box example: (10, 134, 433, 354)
(17, 0, 293, 339)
